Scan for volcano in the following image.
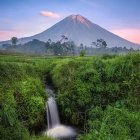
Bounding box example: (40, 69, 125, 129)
(0, 15, 140, 49)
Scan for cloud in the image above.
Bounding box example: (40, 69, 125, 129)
(40, 10, 60, 18)
(111, 28, 140, 44)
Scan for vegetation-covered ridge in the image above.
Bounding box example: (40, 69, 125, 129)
(0, 53, 140, 140)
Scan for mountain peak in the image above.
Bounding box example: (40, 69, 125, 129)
(69, 14, 84, 20)
(68, 14, 92, 27)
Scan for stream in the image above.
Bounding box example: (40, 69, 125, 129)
(44, 86, 77, 140)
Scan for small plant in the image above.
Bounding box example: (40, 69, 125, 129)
(80, 50, 85, 57)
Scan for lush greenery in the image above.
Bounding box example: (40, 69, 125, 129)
(0, 55, 53, 140)
(0, 53, 140, 140)
(48, 53, 140, 140)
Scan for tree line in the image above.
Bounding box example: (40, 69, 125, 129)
(1, 36, 138, 55)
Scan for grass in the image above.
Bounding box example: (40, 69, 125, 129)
(0, 52, 140, 140)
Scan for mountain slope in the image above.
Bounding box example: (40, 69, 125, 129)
(1, 15, 140, 49)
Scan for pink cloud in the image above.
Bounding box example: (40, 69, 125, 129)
(111, 28, 140, 44)
(40, 10, 60, 18)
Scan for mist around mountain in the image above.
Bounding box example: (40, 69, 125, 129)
(0, 15, 140, 55)
(0, 39, 139, 56)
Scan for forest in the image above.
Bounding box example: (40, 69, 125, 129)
(0, 53, 140, 140)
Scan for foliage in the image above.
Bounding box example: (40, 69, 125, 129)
(48, 53, 140, 139)
(0, 59, 47, 139)
(80, 50, 86, 57)
(46, 40, 76, 55)
(0, 52, 139, 140)
(78, 106, 140, 140)
(11, 37, 18, 47)
(92, 38, 107, 48)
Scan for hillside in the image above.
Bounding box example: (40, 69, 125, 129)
(0, 53, 140, 140)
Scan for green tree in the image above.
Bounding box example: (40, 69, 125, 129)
(60, 35, 68, 43)
(93, 39, 107, 48)
(80, 50, 86, 57)
(11, 37, 18, 47)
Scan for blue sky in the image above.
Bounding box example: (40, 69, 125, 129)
(0, 0, 140, 43)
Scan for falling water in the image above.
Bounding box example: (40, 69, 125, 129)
(47, 97, 60, 129)
(45, 86, 76, 139)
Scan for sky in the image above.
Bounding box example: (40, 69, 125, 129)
(0, 0, 140, 44)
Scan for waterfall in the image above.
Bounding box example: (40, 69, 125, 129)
(47, 97, 60, 129)
(45, 86, 76, 139)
